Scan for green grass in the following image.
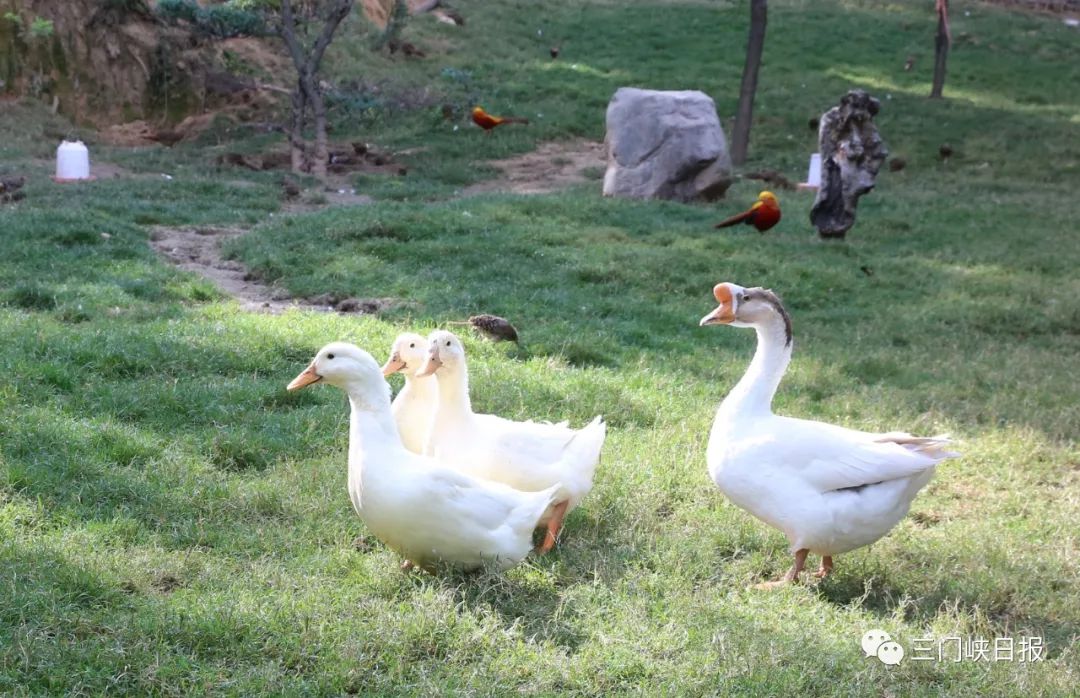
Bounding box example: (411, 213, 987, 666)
(2, 0, 1080, 694)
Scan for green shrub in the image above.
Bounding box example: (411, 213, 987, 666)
(156, 0, 266, 39)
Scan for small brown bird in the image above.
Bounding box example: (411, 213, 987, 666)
(0, 175, 26, 204)
(904, 55, 916, 72)
(388, 39, 426, 58)
(468, 314, 519, 343)
(147, 130, 185, 148)
(746, 170, 795, 191)
(0, 175, 25, 194)
(280, 178, 301, 199)
(939, 144, 954, 161)
(550, 46, 560, 59)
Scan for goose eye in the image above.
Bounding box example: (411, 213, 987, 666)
(409, 343, 415, 348)
(445, 341, 451, 347)
(740, 294, 750, 302)
(327, 353, 335, 360)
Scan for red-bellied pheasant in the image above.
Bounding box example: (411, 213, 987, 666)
(714, 191, 781, 233)
(471, 106, 530, 133)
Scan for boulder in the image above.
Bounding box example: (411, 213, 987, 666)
(603, 88, 733, 202)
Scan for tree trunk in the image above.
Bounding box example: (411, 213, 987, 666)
(930, 0, 949, 99)
(730, 0, 767, 166)
(308, 75, 329, 181)
(289, 86, 307, 173)
(277, 0, 353, 179)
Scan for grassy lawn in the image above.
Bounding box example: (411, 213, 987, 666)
(2, 0, 1079, 694)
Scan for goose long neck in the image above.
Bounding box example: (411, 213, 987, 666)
(435, 363, 473, 417)
(722, 317, 792, 417)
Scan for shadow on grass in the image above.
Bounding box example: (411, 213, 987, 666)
(814, 547, 1079, 660)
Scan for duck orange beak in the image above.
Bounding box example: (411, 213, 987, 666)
(699, 283, 737, 326)
(416, 346, 442, 377)
(381, 350, 406, 377)
(287, 362, 322, 391)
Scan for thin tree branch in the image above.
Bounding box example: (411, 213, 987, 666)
(309, 0, 353, 73)
(278, 0, 309, 75)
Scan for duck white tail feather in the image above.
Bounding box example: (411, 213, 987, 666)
(562, 416, 606, 482)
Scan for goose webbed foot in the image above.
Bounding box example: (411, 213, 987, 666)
(813, 555, 833, 578)
(537, 500, 569, 554)
(751, 548, 808, 590)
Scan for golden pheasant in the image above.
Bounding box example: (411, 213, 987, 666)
(714, 191, 781, 233)
(471, 106, 530, 133)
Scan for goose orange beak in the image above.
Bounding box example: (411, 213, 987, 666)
(699, 283, 736, 326)
(287, 362, 322, 391)
(416, 346, 442, 377)
(381, 351, 406, 377)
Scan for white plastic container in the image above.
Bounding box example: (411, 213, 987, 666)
(55, 140, 90, 181)
(805, 152, 822, 188)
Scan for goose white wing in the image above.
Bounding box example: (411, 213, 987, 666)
(475, 413, 577, 467)
(418, 466, 533, 529)
(762, 417, 943, 493)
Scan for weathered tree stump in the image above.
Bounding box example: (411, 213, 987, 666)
(810, 90, 888, 240)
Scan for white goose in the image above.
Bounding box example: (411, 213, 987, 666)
(381, 332, 437, 455)
(418, 330, 606, 552)
(287, 342, 561, 572)
(700, 282, 958, 587)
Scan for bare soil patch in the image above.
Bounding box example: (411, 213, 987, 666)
(462, 140, 605, 196)
(149, 225, 393, 314)
(217, 141, 406, 177)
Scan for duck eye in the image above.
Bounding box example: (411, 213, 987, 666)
(740, 294, 749, 302)
(327, 353, 335, 360)
(409, 343, 415, 348)
(445, 341, 451, 347)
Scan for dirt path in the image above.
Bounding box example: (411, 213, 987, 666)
(148, 140, 605, 311)
(462, 140, 606, 196)
(149, 225, 395, 315)
(149, 225, 303, 313)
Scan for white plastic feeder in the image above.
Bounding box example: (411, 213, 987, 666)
(55, 140, 91, 182)
(798, 152, 821, 191)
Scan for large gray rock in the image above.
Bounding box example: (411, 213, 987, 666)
(603, 88, 733, 202)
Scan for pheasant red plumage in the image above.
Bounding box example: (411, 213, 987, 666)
(714, 191, 781, 233)
(471, 106, 530, 132)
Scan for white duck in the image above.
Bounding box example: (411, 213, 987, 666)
(381, 332, 437, 455)
(417, 330, 606, 552)
(287, 342, 561, 572)
(700, 282, 958, 587)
